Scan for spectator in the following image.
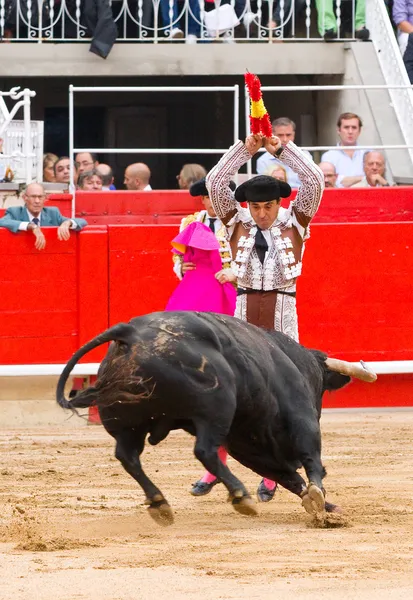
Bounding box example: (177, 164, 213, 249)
(350, 151, 390, 187)
(43, 153, 58, 183)
(320, 112, 367, 188)
(392, 0, 413, 56)
(124, 162, 152, 190)
(315, 0, 369, 40)
(266, 164, 288, 182)
(318, 161, 338, 187)
(177, 163, 207, 190)
(256, 117, 312, 189)
(75, 152, 99, 175)
(97, 164, 116, 190)
(405, 36, 413, 82)
(54, 157, 74, 185)
(0, 182, 87, 250)
(78, 169, 103, 191)
(160, 0, 201, 43)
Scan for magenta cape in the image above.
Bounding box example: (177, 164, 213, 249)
(166, 221, 236, 315)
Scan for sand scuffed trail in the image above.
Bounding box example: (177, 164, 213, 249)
(1, 411, 413, 599)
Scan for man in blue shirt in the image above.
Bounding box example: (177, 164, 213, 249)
(255, 117, 312, 188)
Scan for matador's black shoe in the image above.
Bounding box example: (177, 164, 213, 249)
(190, 479, 220, 496)
(257, 479, 278, 502)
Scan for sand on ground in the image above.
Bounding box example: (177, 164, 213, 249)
(1, 410, 413, 599)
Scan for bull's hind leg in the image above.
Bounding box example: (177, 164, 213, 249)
(114, 428, 174, 526)
(193, 419, 258, 517)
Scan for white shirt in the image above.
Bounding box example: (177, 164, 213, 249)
(256, 150, 313, 189)
(321, 147, 367, 187)
(18, 209, 77, 231)
(143, 184, 152, 191)
(204, 215, 223, 234)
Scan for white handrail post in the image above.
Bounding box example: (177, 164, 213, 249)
(23, 89, 32, 184)
(233, 84, 239, 145)
(69, 84, 75, 218)
(244, 84, 252, 178)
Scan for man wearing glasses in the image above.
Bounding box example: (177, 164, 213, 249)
(0, 183, 87, 250)
(75, 152, 99, 175)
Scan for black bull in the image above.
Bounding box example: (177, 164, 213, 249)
(56, 311, 376, 525)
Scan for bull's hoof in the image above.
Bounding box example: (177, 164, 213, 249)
(231, 495, 259, 517)
(147, 499, 174, 526)
(301, 483, 325, 515)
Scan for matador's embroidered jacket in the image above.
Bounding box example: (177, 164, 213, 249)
(206, 140, 324, 341)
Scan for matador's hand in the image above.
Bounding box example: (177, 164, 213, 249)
(245, 134, 264, 156)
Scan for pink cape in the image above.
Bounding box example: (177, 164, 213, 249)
(166, 221, 236, 315)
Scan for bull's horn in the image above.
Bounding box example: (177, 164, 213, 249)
(325, 358, 377, 383)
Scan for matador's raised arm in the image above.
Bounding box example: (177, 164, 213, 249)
(279, 142, 324, 228)
(206, 141, 251, 224)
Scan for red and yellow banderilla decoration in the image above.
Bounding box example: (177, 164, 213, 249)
(244, 72, 273, 138)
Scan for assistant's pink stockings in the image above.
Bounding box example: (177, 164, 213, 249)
(200, 447, 276, 490)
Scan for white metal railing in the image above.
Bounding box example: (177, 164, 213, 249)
(244, 83, 413, 177)
(366, 0, 413, 164)
(0, 87, 43, 184)
(0, 0, 360, 42)
(69, 84, 239, 216)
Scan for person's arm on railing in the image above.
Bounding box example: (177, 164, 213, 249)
(339, 175, 364, 188)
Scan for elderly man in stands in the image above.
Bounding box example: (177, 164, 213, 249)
(256, 117, 312, 188)
(78, 169, 103, 191)
(350, 151, 390, 188)
(75, 152, 99, 175)
(318, 161, 338, 188)
(320, 112, 367, 188)
(0, 182, 87, 250)
(97, 164, 116, 190)
(124, 162, 152, 190)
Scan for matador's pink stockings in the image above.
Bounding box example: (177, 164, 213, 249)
(200, 446, 277, 490)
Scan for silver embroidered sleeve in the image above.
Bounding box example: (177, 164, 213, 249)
(279, 142, 325, 220)
(206, 140, 252, 220)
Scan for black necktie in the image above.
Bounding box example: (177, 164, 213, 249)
(32, 217, 40, 226)
(208, 218, 217, 233)
(255, 227, 268, 264)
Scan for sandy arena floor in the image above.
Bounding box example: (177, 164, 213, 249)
(1, 410, 413, 600)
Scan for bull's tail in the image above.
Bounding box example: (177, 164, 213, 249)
(56, 322, 138, 413)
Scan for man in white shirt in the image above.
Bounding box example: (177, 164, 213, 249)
(321, 112, 367, 188)
(0, 182, 87, 250)
(124, 162, 152, 191)
(255, 117, 312, 189)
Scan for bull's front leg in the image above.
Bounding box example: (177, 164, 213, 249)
(114, 428, 174, 526)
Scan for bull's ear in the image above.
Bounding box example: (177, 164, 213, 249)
(324, 371, 351, 392)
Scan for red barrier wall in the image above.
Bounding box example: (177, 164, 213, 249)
(0, 227, 109, 365)
(108, 225, 177, 324)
